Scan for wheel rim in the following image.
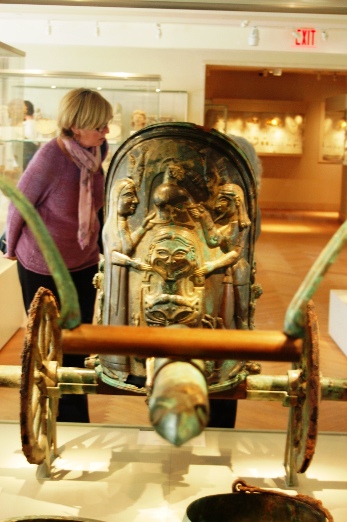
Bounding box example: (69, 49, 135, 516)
(20, 287, 62, 466)
(292, 299, 320, 473)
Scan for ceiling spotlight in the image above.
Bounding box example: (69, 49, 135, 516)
(241, 20, 249, 28)
(292, 30, 300, 39)
(95, 22, 100, 37)
(272, 68, 282, 76)
(156, 23, 162, 39)
(248, 26, 259, 46)
(321, 30, 329, 41)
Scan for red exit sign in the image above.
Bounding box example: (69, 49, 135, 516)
(293, 28, 316, 47)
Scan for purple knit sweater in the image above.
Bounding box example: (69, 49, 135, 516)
(6, 138, 106, 275)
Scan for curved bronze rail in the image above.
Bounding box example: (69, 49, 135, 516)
(284, 219, 347, 337)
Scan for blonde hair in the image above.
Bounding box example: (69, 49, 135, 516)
(57, 88, 113, 137)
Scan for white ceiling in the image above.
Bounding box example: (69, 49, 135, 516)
(0, 0, 347, 44)
(2, 1, 347, 70)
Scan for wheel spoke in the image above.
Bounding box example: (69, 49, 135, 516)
(45, 316, 54, 361)
(31, 384, 40, 419)
(20, 287, 62, 468)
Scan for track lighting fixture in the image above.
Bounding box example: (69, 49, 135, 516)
(241, 20, 249, 28)
(272, 68, 282, 77)
(292, 30, 300, 39)
(95, 22, 100, 37)
(248, 26, 259, 47)
(321, 30, 328, 41)
(156, 23, 162, 39)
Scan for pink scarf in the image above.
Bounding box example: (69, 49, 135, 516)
(62, 138, 101, 250)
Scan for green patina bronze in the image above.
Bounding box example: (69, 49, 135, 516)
(0, 177, 81, 329)
(284, 219, 347, 338)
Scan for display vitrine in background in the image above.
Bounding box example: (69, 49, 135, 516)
(205, 99, 306, 156)
(0, 43, 25, 232)
(0, 70, 162, 172)
(0, 70, 188, 175)
(0, 43, 26, 348)
(158, 90, 188, 123)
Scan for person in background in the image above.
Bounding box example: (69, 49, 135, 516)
(5, 88, 113, 422)
(23, 100, 37, 140)
(23, 100, 39, 169)
(228, 134, 263, 240)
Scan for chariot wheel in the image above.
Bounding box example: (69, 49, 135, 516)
(286, 299, 320, 478)
(20, 287, 62, 472)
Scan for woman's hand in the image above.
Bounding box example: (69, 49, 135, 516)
(142, 211, 156, 230)
(131, 260, 152, 271)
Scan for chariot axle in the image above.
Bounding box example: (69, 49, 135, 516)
(2, 362, 347, 403)
(61, 324, 302, 362)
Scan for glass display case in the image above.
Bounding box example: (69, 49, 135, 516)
(205, 99, 306, 156)
(0, 43, 25, 234)
(0, 70, 162, 174)
(158, 90, 188, 123)
(0, 69, 190, 229)
(0, 43, 26, 346)
(0, 44, 25, 182)
(0, 70, 191, 174)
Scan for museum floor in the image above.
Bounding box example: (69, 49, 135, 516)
(0, 211, 347, 432)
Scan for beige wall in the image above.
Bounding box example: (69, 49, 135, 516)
(206, 68, 347, 212)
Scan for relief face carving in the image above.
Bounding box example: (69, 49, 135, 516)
(144, 227, 203, 328)
(99, 125, 261, 390)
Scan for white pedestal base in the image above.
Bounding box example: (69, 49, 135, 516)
(329, 289, 347, 356)
(0, 257, 25, 349)
(0, 423, 346, 522)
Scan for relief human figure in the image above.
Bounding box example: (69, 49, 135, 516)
(190, 183, 251, 329)
(101, 177, 154, 380)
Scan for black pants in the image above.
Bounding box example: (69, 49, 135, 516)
(208, 399, 237, 428)
(18, 261, 98, 423)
